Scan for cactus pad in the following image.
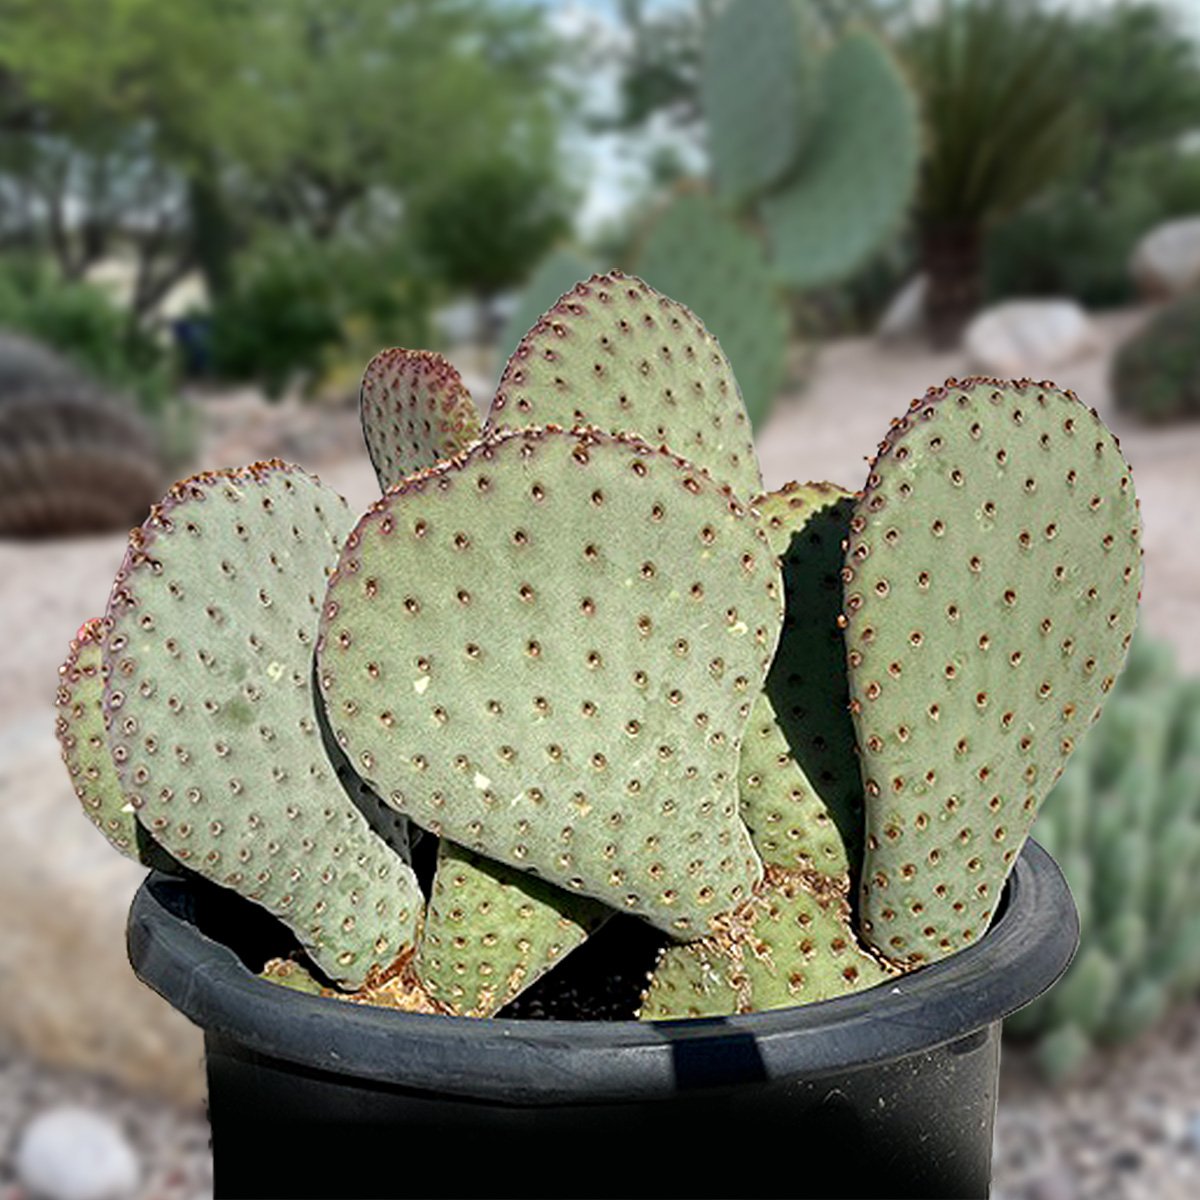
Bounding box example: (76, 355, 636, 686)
(486, 272, 762, 501)
(359, 349, 480, 491)
(639, 867, 894, 1019)
(761, 32, 919, 289)
(55, 619, 167, 868)
(846, 379, 1142, 965)
(636, 193, 788, 431)
(102, 461, 423, 987)
(417, 841, 610, 1017)
(737, 694, 850, 881)
(701, 0, 820, 204)
(741, 483, 862, 876)
(317, 426, 781, 936)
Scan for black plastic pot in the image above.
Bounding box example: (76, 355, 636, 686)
(128, 840, 1077, 1200)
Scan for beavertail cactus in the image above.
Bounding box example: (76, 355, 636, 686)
(317, 426, 781, 936)
(640, 868, 893, 1019)
(845, 379, 1142, 965)
(55, 619, 171, 870)
(102, 462, 423, 987)
(418, 841, 608, 1017)
(359, 348, 480, 491)
(58, 272, 1141, 1035)
(486, 272, 762, 501)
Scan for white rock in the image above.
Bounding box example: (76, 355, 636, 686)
(15, 1107, 140, 1200)
(876, 274, 927, 342)
(963, 299, 1097, 378)
(1131, 216, 1200, 298)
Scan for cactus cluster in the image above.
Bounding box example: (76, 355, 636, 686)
(57, 272, 1141, 1025)
(0, 331, 163, 537)
(1005, 634, 1200, 1080)
(511, 0, 921, 429)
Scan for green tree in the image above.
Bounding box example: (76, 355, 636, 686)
(0, 0, 567, 326)
(410, 149, 574, 343)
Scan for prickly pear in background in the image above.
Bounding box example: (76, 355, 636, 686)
(317, 427, 781, 937)
(485, 272, 763, 502)
(701, 0, 821, 205)
(639, 867, 894, 1020)
(760, 31, 919, 290)
(55, 619, 172, 870)
(636, 193, 789, 431)
(359, 348, 480, 492)
(102, 462, 423, 988)
(846, 378, 1142, 966)
(417, 841, 610, 1017)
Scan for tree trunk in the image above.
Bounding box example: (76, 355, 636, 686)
(921, 222, 983, 350)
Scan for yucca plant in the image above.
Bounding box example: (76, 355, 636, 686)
(902, 0, 1085, 345)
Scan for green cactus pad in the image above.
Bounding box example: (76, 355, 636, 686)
(102, 461, 423, 988)
(417, 841, 610, 1017)
(316, 688, 413, 865)
(742, 483, 862, 876)
(639, 867, 894, 1019)
(761, 32, 919, 289)
(701, 0, 821, 204)
(485, 272, 762, 501)
(359, 348, 480, 492)
(55, 619, 168, 868)
(501, 247, 597, 362)
(846, 378, 1142, 965)
(317, 426, 781, 937)
(636, 193, 789, 431)
(737, 693, 850, 881)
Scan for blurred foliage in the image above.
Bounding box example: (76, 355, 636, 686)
(1112, 291, 1200, 424)
(984, 4, 1200, 309)
(0, 257, 171, 411)
(410, 149, 574, 342)
(0, 0, 570, 391)
(900, 0, 1086, 343)
(205, 234, 433, 401)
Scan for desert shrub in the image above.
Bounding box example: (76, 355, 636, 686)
(1112, 291, 1200, 424)
(205, 235, 433, 400)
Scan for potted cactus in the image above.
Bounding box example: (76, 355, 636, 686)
(57, 274, 1139, 1199)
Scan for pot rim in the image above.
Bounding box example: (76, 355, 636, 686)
(128, 839, 1077, 1105)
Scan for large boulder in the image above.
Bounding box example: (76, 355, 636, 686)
(1131, 216, 1200, 298)
(964, 299, 1097, 377)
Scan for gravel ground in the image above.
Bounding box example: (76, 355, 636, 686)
(0, 1051, 211, 1200)
(995, 1001, 1200, 1200)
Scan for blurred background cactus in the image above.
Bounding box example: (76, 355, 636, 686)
(1006, 633, 1200, 1081)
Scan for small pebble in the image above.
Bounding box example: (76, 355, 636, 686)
(15, 1107, 139, 1200)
